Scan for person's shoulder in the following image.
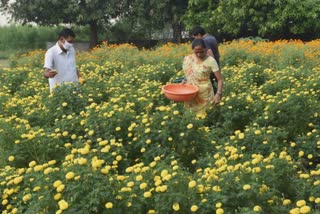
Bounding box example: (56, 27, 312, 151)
(205, 34, 217, 41)
(184, 54, 193, 60)
(69, 47, 76, 54)
(206, 56, 215, 62)
(205, 56, 218, 64)
(46, 43, 58, 53)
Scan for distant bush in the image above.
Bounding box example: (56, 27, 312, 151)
(0, 25, 91, 59)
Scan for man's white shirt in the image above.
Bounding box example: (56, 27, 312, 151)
(44, 43, 78, 91)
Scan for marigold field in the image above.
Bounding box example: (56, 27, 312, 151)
(0, 40, 320, 214)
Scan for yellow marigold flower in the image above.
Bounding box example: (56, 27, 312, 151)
(8, 156, 15, 162)
(139, 183, 147, 190)
(202, 198, 208, 203)
(22, 194, 31, 202)
(33, 186, 41, 192)
(160, 185, 168, 192)
(136, 175, 143, 181)
(300, 206, 311, 214)
(164, 174, 172, 181)
(117, 175, 125, 181)
(253, 205, 262, 212)
(172, 203, 180, 211)
(315, 198, 320, 203)
(298, 151, 304, 157)
(190, 205, 198, 212)
(56, 184, 65, 193)
(11, 208, 18, 214)
(62, 102, 68, 107)
(216, 208, 224, 214)
(154, 180, 162, 186)
(62, 131, 68, 137)
(2, 199, 8, 205)
(296, 200, 306, 207)
(116, 155, 122, 161)
(283, 199, 291, 205)
(234, 130, 241, 135)
(242, 184, 251, 190)
(215, 202, 222, 208)
(44, 167, 53, 175)
(290, 208, 300, 214)
(6, 204, 12, 210)
(29, 161, 37, 168)
(187, 123, 193, 129)
(212, 185, 221, 192)
(188, 180, 197, 188)
(13, 176, 23, 185)
(238, 133, 245, 139)
(243, 184, 251, 190)
(253, 167, 261, 173)
(196, 112, 207, 119)
(58, 200, 69, 211)
(160, 169, 168, 177)
(148, 210, 156, 214)
(105, 202, 113, 209)
(88, 130, 94, 136)
(53, 180, 63, 188)
(254, 130, 261, 135)
(127, 181, 135, 188)
(54, 193, 62, 200)
(65, 172, 75, 180)
(308, 196, 315, 202)
(197, 185, 204, 193)
(78, 158, 87, 165)
(149, 161, 157, 167)
(145, 128, 151, 133)
(143, 191, 152, 198)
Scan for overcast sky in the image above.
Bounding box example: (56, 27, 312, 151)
(0, 12, 11, 26)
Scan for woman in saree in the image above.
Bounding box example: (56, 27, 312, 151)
(182, 38, 223, 114)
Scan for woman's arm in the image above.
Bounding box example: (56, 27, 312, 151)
(213, 70, 223, 104)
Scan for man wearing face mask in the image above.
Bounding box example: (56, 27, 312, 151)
(43, 28, 80, 91)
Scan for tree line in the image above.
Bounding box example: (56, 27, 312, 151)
(1, 0, 320, 48)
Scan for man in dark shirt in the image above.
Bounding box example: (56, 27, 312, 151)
(191, 26, 220, 93)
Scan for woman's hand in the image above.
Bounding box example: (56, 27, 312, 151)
(213, 93, 222, 105)
(180, 78, 187, 85)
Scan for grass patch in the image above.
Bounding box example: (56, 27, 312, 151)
(0, 59, 9, 68)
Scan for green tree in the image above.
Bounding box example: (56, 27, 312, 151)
(115, 0, 188, 43)
(0, 0, 131, 47)
(183, 0, 320, 40)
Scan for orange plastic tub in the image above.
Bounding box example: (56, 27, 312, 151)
(162, 84, 199, 102)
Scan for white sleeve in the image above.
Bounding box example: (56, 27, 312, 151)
(44, 50, 53, 69)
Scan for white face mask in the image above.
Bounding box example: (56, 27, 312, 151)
(63, 40, 73, 51)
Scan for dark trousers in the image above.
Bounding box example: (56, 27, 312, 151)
(210, 71, 217, 94)
(211, 59, 220, 94)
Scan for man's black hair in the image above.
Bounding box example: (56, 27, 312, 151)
(58, 28, 76, 39)
(191, 26, 206, 36)
(192, 38, 206, 49)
